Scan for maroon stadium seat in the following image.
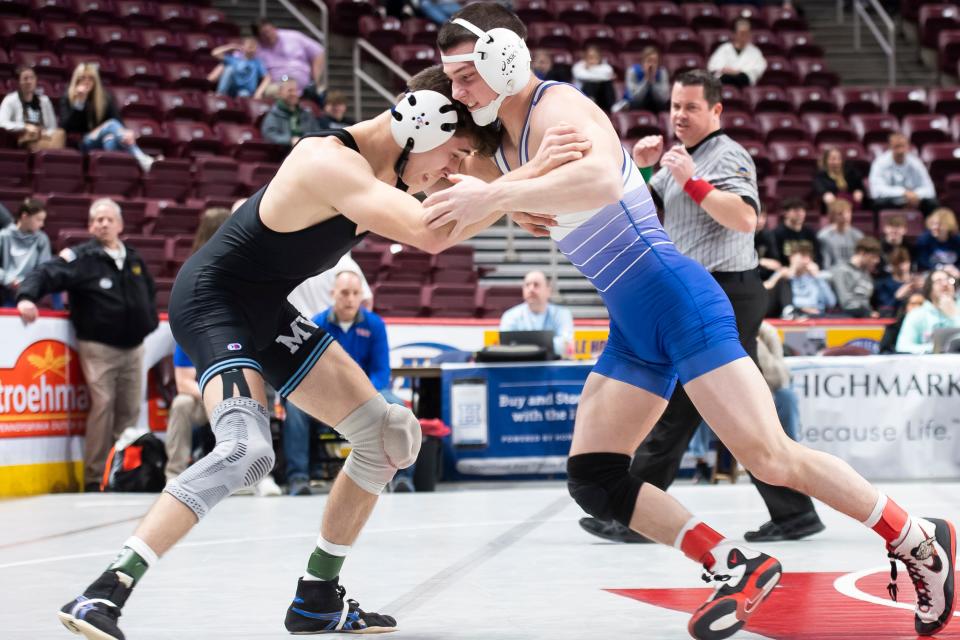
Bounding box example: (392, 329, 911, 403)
(156, 3, 197, 31)
(939, 29, 960, 76)
(721, 4, 767, 29)
(763, 5, 806, 32)
(513, 0, 554, 24)
(659, 27, 704, 55)
(217, 123, 282, 163)
(745, 85, 791, 113)
(803, 113, 856, 145)
(882, 87, 931, 120)
(427, 284, 478, 318)
(901, 114, 952, 149)
(146, 201, 202, 235)
(554, 0, 599, 25)
(123, 118, 171, 156)
(596, 0, 640, 27)
(115, 197, 147, 232)
(478, 285, 522, 318)
(752, 29, 784, 58)
(527, 22, 576, 50)
(46, 21, 94, 54)
(615, 25, 660, 51)
(787, 87, 838, 115)
(833, 86, 882, 117)
(389, 45, 437, 76)
(92, 24, 141, 58)
(757, 112, 807, 143)
(238, 161, 279, 192)
(0, 150, 31, 187)
(169, 120, 222, 157)
(141, 158, 190, 200)
(244, 98, 273, 128)
(74, 0, 117, 25)
(0, 0, 29, 18)
(202, 94, 247, 125)
(152, 276, 175, 310)
(33, 149, 84, 193)
(166, 234, 194, 272)
(62, 54, 115, 84)
(719, 84, 749, 113)
(45, 193, 91, 226)
(850, 113, 900, 146)
(921, 143, 960, 188)
(780, 31, 824, 58)
(32, 0, 74, 21)
(116, 58, 164, 88)
(637, 1, 684, 28)
(381, 246, 433, 283)
(613, 111, 661, 138)
(919, 4, 959, 49)
(662, 53, 704, 77)
(740, 140, 773, 180)
(573, 24, 618, 54)
(0, 49, 12, 77)
(699, 28, 732, 55)
(12, 50, 68, 83)
(113, 85, 159, 120)
(87, 150, 141, 196)
(182, 32, 218, 63)
(359, 16, 405, 52)
(758, 56, 798, 87)
(932, 87, 960, 117)
(0, 188, 31, 213)
(400, 18, 437, 46)
(114, 0, 157, 28)
(327, 0, 377, 37)
(193, 156, 240, 199)
(121, 234, 166, 272)
(163, 62, 212, 91)
(795, 58, 839, 88)
(721, 111, 762, 142)
(432, 244, 475, 270)
(157, 89, 204, 121)
(372, 282, 424, 317)
(138, 28, 182, 62)
(768, 141, 818, 177)
(196, 8, 238, 38)
(681, 3, 726, 30)
(1, 18, 47, 50)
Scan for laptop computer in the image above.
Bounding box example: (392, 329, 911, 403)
(499, 330, 556, 354)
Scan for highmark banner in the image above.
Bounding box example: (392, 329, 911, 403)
(790, 354, 960, 480)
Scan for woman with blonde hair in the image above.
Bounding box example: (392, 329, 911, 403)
(812, 146, 865, 213)
(59, 62, 155, 171)
(916, 207, 960, 271)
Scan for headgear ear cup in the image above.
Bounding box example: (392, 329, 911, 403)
(440, 18, 531, 125)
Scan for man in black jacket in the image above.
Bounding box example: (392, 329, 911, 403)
(16, 198, 158, 491)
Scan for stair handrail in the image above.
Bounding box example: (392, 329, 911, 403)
(352, 38, 411, 120)
(852, 0, 897, 85)
(259, 0, 329, 92)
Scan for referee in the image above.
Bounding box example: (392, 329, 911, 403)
(580, 70, 824, 543)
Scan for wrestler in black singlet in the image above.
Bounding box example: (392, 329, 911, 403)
(168, 130, 369, 397)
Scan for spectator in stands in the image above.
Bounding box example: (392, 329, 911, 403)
(572, 46, 617, 113)
(208, 37, 271, 99)
(755, 207, 782, 280)
(415, 0, 463, 24)
(164, 207, 230, 480)
(60, 63, 156, 172)
(818, 199, 863, 270)
(261, 78, 319, 148)
(880, 292, 926, 353)
(287, 252, 372, 318)
(813, 147, 865, 214)
(757, 320, 800, 442)
(284, 271, 396, 496)
(0, 65, 64, 151)
(765, 240, 835, 319)
(830, 236, 883, 318)
(500, 270, 574, 358)
(869, 132, 938, 217)
(254, 18, 326, 105)
(707, 18, 767, 88)
(15, 198, 158, 491)
(315, 90, 355, 130)
(879, 213, 913, 267)
(0, 198, 51, 307)
(895, 268, 960, 353)
(915, 207, 960, 272)
(619, 47, 670, 114)
(773, 197, 822, 265)
(532, 50, 571, 83)
(873, 246, 922, 317)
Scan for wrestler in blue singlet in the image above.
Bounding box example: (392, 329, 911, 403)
(493, 82, 746, 398)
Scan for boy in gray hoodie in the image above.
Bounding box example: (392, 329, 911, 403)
(0, 197, 51, 306)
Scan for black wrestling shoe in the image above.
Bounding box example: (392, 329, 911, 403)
(886, 517, 956, 636)
(578, 517, 653, 543)
(744, 512, 825, 542)
(285, 577, 397, 634)
(58, 571, 133, 640)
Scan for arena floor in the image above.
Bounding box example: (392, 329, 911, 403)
(2, 481, 959, 640)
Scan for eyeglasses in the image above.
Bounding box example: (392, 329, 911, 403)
(931, 276, 957, 286)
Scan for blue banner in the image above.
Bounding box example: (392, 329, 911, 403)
(440, 362, 592, 478)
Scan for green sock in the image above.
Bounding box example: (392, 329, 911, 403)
(306, 547, 346, 581)
(107, 547, 150, 585)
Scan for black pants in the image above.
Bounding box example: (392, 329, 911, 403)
(871, 197, 939, 218)
(629, 269, 817, 522)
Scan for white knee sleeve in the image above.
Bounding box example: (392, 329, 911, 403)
(339, 395, 421, 495)
(165, 397, 275, 519)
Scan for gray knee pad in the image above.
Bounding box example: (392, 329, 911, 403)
(339, 395, 421, 495)
(164, 397, 275, 520)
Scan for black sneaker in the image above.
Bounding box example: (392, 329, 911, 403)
(744, 512, 825, 543)
(578, 517, 653, 543)
(285, 577, 397, 634)
(58, 571, 133, 640)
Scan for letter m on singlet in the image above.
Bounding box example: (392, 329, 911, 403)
(275, 316, 318, 354)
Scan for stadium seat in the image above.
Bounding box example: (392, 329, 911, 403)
(719, 84, 749, 113)
(46, 21, 94, 54)
(381, 246, 433, 283)
(244, 98, 273, 128)
(638, 1, 685, 28)
(399, 18, 437, 46)
(45, 193, 91, 224)
(138, 28, 182, 62)
(1, 18, 47, 50)
(757, 112, 807, 143)
(432, 244, 475, 270)
(596, 0, 640, 27)
(0, 187, 31, 213)
(681, 3, 726, 30)
(659, 27, 704, 55)
(33, 0, 75, 21)
(156, 3, 197, 31)
(699, 28, 732, 55)
(795, 58, 839, 88)
(57, 228, 93, 250)
(752, 29, 784, 58)
(12, 50, 68, 83)
(327, 0, 377, 37)
(919, 4, 959, 50)
(121, 234, 166, 273)
(196, 8, 239, 38)
(882, 87, 931, 120)
(33, 149, 84, 193)
(141, 158, 190, 200)
(613, 111, 661, 138)
(352, 245, 385, 282)
(527, 22, 576, 50)
(477, 285, 522, 318)
(0, 49, 12, 77)
(389, 45, 437, 76)
(238, 161, 279, 192)
(768, 141, 818, 176)
(740, 140, 773, 180)
(764, 5, 807, 32)
(92, 24, 141, 57)
(182, 32, 217, 64)
(157, 90, 204, 121)
(901, 114, 952, 149)
(111, 87, 159, 122)
(153, 276, 175, 310)
(721, 4, 767, 29)
(880, 208, 925, 238)
(745, 85, 791, 113)
(781, 31, 824, 58)
(163, 62, 212, 91)
(662, 53, 704, 77)
(758, 56, 798, 87)
(850, 113, 900, 146)
(115, 198, 147, 232)
(833, 86, 882, 117)
(74, 0, 116, 25)
(218, 123, 282, 163)
(615, 25, 660, 51)
(803, 113, 856, 145)
(87, 150, 141, 196)
(721, 112, 762, 142)
(193, 156, 240, 199)
(427, 284, 478, 318)
(513, 0, 554, 24)
(358, 16, 405, 52)
(573, 24, 618, 53)
(166, 234, 194, 273)
(432, 268, 478, 285)
(939, 29, 960, 76)
(146, 201, 202, 235)
(921, 143, 960, 188)
(116, 58, 164, 88)
(0, 150, 31, 187)
(123, 118, 171, 157)
(372, 282, 424, 317)
(554, 0, 599, 25)
(0, 0, 29, 18)
(787, 87, 838, 115)
(114, 0, 157, 28)
(202, 94, 247, 125)
(168, 121, 221, 157)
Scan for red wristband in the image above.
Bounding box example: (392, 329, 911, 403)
(683, 177, 715, 205)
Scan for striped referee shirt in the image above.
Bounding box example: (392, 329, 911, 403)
(649, 130, 760, 272)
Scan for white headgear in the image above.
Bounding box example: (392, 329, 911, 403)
(390, 89, 460, 153)
(439, 17, 531, 126)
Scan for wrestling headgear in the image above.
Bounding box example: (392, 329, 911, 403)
(390, 89, 460, 189)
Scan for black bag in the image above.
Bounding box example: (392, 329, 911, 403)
(102, 432, 168, 492)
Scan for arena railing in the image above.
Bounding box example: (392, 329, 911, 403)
(259, 0, 329, 92)
(852, 0, 897, 86)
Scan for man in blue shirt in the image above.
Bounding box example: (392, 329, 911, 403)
(211, 37, 271, 99)
(284, 271, 396, 495)
(499, 270, 574, 357)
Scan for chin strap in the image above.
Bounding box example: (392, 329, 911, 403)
(393, 138, 414, 191)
